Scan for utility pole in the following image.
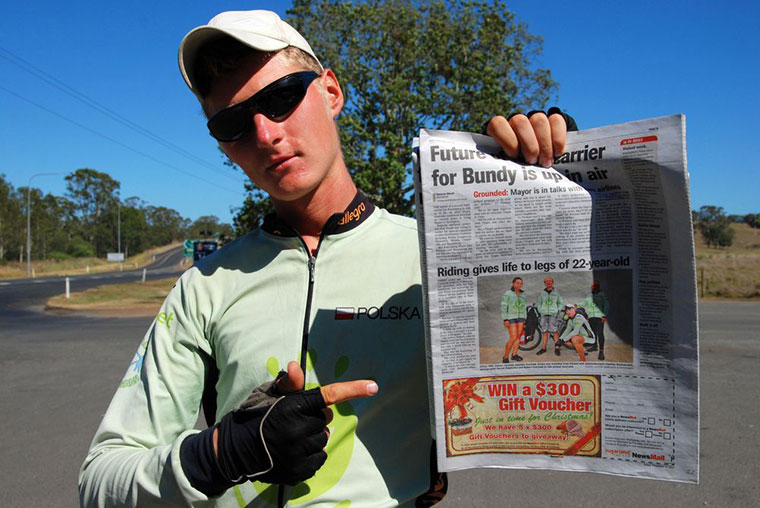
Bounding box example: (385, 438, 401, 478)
(26, 173, 61, 277)
(117, 199, 121, 254)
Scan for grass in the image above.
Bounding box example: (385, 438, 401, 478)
(0, 242, 181, 280)
(695, 223, 760, 299)
(47, 276, 177, 312)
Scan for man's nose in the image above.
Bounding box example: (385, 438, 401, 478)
(252, 112, 284, 148)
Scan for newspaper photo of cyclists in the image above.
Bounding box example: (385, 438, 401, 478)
(477, 270, 633, 364)
(414, 115, 698, 482)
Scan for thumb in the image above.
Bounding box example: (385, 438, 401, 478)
(274, 361, 305, 394)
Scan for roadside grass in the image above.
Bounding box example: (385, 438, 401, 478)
(695, 223, 760, 299)
(0, 242, 181, 280)
(47, 277, 177, 311)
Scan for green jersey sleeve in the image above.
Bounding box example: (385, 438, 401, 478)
(79, 269, 215, 506)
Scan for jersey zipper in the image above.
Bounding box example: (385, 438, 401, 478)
(298, 234, 326, 373)
(280, 233, 326, 508)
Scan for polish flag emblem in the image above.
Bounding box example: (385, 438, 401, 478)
(335, 307, 354, 320)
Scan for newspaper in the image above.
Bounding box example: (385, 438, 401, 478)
(414, 115, 698, 483)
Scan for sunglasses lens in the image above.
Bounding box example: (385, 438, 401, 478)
(259, 83, 310, 119)
(207, 107, 249, 142)
(207, 72, 318, 142)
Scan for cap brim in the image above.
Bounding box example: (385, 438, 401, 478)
(178, 25, 289, 95)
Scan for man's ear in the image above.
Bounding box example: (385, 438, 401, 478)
(320, 69, 344, 118)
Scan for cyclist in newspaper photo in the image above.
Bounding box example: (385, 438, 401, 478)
(582, 282, 609, 360)
(535, 275, 564, 357)
(501, 277, 528, 363)
(559, 305, 595, 362)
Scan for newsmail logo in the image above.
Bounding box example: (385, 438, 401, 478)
(334, 306, 421, 320)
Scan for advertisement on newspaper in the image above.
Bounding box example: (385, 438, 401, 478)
(414, 115, 698, 482)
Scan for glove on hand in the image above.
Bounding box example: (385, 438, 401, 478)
(180, 377, 328, 496)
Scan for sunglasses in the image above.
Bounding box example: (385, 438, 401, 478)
(207, 71, 320, 142)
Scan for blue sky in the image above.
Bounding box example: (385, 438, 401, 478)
(1, 0, 757, 224)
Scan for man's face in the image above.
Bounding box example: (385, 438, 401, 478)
(591, 282, 600, 292)
(544, 277, 554, 290)
(566, 307, 576, 318)
(204, 52, 345, 205)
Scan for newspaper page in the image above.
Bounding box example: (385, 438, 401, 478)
(414, 115, 698, 482)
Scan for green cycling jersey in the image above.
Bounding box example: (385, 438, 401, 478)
(79, 195, 440, 507)
(536, 289, 564, 316)
(582, 291, 609, 318)
(501, 289, 527, 320)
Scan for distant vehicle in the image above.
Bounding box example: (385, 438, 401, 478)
(193, 240, 218, 261)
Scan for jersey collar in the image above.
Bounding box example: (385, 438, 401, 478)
(261, 191, 376, 237)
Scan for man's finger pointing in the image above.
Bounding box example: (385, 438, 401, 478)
(320, 380, 379, 406)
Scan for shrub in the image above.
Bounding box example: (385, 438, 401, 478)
(68, 237, 95, 258)
(48, 250, 72, 261)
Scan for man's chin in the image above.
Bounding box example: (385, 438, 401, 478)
(269, 184, 319, 206)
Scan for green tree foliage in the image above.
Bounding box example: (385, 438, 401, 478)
(0, 174, 24, 261)
(743, 213, 760, 229)
(233, 0, 557, 231)
(0, 171, 198, 262)
(233, 181, 274, 236)
(697, 205, 735, 248)
(119, 199, 149, 258)
(146, 206, 190, 246)
(17, 187, 72, 260)
(190, 215, 233, 241)
(65, 168, 120, 255)
(68, 236, 96, 258)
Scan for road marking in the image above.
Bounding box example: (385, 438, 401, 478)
(0, 282, 10, 286)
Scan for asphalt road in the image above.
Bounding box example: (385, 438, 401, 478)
(0, 246, 185, 315)
(0, 275, 757, 506)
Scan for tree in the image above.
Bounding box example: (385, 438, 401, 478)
(2, 171, 191, 261)
(743, 213, 760, 229)
(146, 206, 189, 246)
(233, 180, 274, 236)
(65, 169, 120, 256)
(189, 215, 233, 240)
(118, 202, 148, 258)
(17, 187, 70, 260)
(233, 0, 557, 231)
(0, 174, 24, 261)
(696, 206, 734, 248)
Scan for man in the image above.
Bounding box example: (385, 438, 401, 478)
(582, 281, 609, 360)
(535, 275, 564, 357)
(79, 10, 570, 507)
(559, 305, 594, 362)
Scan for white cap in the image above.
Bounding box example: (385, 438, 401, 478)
(178, 10, 321, 95)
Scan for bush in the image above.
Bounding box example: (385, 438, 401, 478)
(68, 237, 95, 258)
(48, 250, 72, 261)
(696, 206, 734, 248)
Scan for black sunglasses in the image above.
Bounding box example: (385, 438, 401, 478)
(207, 71, 320, 142)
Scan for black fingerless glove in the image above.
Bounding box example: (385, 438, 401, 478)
(180, 384, 328, 496)
(547, 106, 578, 132)
(481, 107, 578, 134)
